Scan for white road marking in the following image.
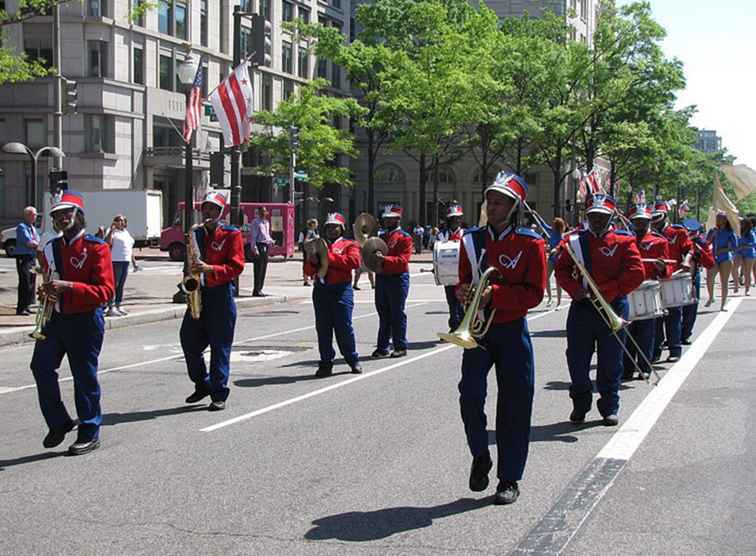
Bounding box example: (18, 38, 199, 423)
(0, 302, 432, 396)
(597, 297, 742, 461)
(202, 309, 558, 432)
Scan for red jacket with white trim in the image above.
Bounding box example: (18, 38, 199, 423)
(195, 224, 245, 288)
(304, 237, 361, 285)
(636, 231, 670, 280)
(379, 227, 413, 274)
(661, 225, 693, 270)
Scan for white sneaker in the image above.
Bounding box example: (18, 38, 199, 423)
(106, 307, 118, 317)
(116, 306, 128, 315)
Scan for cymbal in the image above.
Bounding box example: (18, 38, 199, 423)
(361, 237, 388, 273)
(304, 237, 329, 278)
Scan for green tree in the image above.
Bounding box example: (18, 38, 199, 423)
(250, 79, 365, 190)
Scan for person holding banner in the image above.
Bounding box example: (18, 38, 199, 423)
(732, 217, 755, 296)
(705, 212, 738, 311)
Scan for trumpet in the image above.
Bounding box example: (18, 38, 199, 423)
(437, 267, 499, 349)
(181, 229, 202, 320)
(30, 267, 55, 341)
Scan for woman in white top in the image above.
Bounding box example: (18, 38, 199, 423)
(105, 214, 137, 316)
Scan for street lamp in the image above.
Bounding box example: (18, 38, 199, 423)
(173, 54, 200, 304)
(2, 142, 65, 207)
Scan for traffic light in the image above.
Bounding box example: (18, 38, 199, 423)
(210, 152, 225, 187)
(251, 14, 272, 67)
(63, 78, 78, 114)
(49, 170, 69, 194)
(289, 125, 299, 150)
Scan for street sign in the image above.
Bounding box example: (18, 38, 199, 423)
(294, 171, 308, 181)
(273, 176, 290, 188)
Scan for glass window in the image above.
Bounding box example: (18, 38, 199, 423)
(159, 54, 172, 90)
(158, 0, 171, 34)
(317, 57, 327, 79)
(85, 115, 114, 153)
(298, 47, 309, 79)
(262, 74, 273, 111)
(134, 0, 145, 26)
(282, 1, 293, 22)
(175, 2, 187, 40)
(23, 45, 52, 69)
(240, 0, 251, 10)
(283, 79, 294, 101)
(240, 28, 252, 55)
(25, 119, 46, 148)
(299, 7, 310, 23)
(133, 46, 144, 84)
(200, 0, 208, 46)
(331, 64, 340, 89)
(332, 0, 341, 9)
(88, 40, 107, 77)
(88, 0, 106, 17)
(260, 0, 271, 21)
(282, 41, 293, 74)
(153, 123, 183, 147)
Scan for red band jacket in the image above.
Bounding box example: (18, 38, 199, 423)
(379, 227, 413, 274)
(661, 225, 693, 270)
(304, 237, 361, 285)
(555, 229, 644, 303)
(194, 224, 245, 288)
(636, 231, 671, 280)
(457, 225, 546, 324)
(42, 231, 115, 314)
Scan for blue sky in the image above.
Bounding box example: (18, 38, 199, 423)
(619, 0, 755, 167)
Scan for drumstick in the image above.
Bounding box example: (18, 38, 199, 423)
(641, 258, 678, 264)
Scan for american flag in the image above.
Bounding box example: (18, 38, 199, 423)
(183, 62, 204, 143)
(208, 62, 253, 147)
(586, 170, 602, 195)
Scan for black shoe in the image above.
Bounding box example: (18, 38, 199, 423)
(371, 349, 390, 358)
(315, 363, 333, 378)
(185, 387, 210, 404)
(494, 481, 520, 505)
(469, 452, 493, 492)
(682, 338, 692, 345)
(208, 400, 226, 411)
(569, 409, 586, 423)
(667, 355, 681, 363)
(621, 372, 635, 382)
(43, 420, 77, 449)
(390, 349, 407, 358)
(602, 414, 619, 426)
(349, 363, 363, 374)
(68, 438, 100, 456)
(353, 285, 361, 290)
(16, 309, 32, 316)
(253, 291, 267, 297)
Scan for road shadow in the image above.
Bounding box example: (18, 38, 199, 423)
(102, 404, 207, 426)
(406, 340, 442, 350)
(234, 373, 323, 387)
(281, 358, 344, 369)
(543, 380, 631, 392)
(239, 310, 301, 318)
(530, 329, 567, 338)
(484, 420, 604, 445)
(304, 497, 491, 542)
(0, 451, 62, 471)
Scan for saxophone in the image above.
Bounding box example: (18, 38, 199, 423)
(181, 229, 202, 320)
(30, 267, 55, 341)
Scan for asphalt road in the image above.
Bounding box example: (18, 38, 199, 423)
(1, 272, 754, 555)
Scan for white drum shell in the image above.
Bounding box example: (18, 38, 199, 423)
(660, 272, 695, 308)
(627, 280, 665, 321)
(433, 241, 460, 286)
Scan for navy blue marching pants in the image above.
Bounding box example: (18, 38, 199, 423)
(375, 272, 409, 351)
(313, 281, 359, 366)
(622, 318, 656, 376)
(459, 318, 534, 482)
(567, 297, 628, 417)
(180, 284, 236, 402)
(682, 271, 701, 342)
(444, 285, 464, 331)
(654, 306, 682, 360)
(30, 309, 105, 441)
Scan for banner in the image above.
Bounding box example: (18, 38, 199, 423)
(707, 175, 741, 234)
(721, 164, 756, 200)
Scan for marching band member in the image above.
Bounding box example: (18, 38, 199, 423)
(442, 203, 465, 332)
(456, 173, 546, 505)
(651, 201, 692, 362)
(622, 204, 670, 380)
(181, 192, 245, 411)
(372, 205, 413, 359)
(732, 217, 755, 296)
(704, 212, 738, 311)
(304, 213, 363, 377)
(681, 222, 715, 344)
(542, 217, 567, 307)
(555, 194, 644, 426)
(30, 191, 114, 455)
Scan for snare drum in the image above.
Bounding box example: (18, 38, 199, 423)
(660, 272, 695, 308)
(432, 241, 460, 286)
(627, 280, 665, 321)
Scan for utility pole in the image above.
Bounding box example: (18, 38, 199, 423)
(53, 4, 62, 173)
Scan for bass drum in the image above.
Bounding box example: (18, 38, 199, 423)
(433, 241, 460, 286)
(660, 272, 695, 308)
(627, 280, 665, 321)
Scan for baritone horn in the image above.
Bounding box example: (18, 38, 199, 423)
(437, 267, 500, 349)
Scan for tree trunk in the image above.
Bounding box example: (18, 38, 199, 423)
(479, 125, 490, 192)
(553, 148, 563, 219)
(609, 160, 616, 198)
(432, 154, 439, 226)
(367, 130, 376, 216)
(418, 152, 427, 226)
(516, 137, 523, 175)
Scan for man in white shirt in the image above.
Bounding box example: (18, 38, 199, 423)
(249, 207, 275, 296)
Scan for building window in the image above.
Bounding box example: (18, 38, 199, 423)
(282, 1, 293, 22)
(240, 0, 251, 10)
(349, 17, 355, 43)
(159, 54, 173, 90)
(133, 0, 146, 26)
(240, 27, 252, 55)
(25, 119, 46, 149)
(153, 123, 183, 147)
(282, 41, 293, 74)
(200, 0, 208, 46)
(570, 0, 577, 12)
(23, 44, 52, 69)
(175, 2, 187, 40)
(201, 61, 208, 97)
(331, 64, 340, 89)
(88, 0, 107, 17)
(332, 0, 341, 9)
(85, 115, 114, 153)
(317, 57, 327, 79)
(581, 0, 588, 21)
(262, 74, 273, 111)
(133, 46, 144, 84)
(158, 0, 172, 34)
(88, 40, 108, 77)
(299, 7, 310, 23)
(283, 79, 294, 100)
(298, 47, 309, 79)
(260, 0, 271, 21)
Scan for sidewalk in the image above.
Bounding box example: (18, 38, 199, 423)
(0, 248, 436, 347)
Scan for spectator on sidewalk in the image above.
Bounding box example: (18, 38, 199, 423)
(249, 206, 275, 297)
(15, 206, 39, 315)
(298, 218, 319, 286)
(105, 214, 135, 316)
(412, 223, 424, 254)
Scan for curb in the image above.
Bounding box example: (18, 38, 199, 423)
(0, 295, 288, 348)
